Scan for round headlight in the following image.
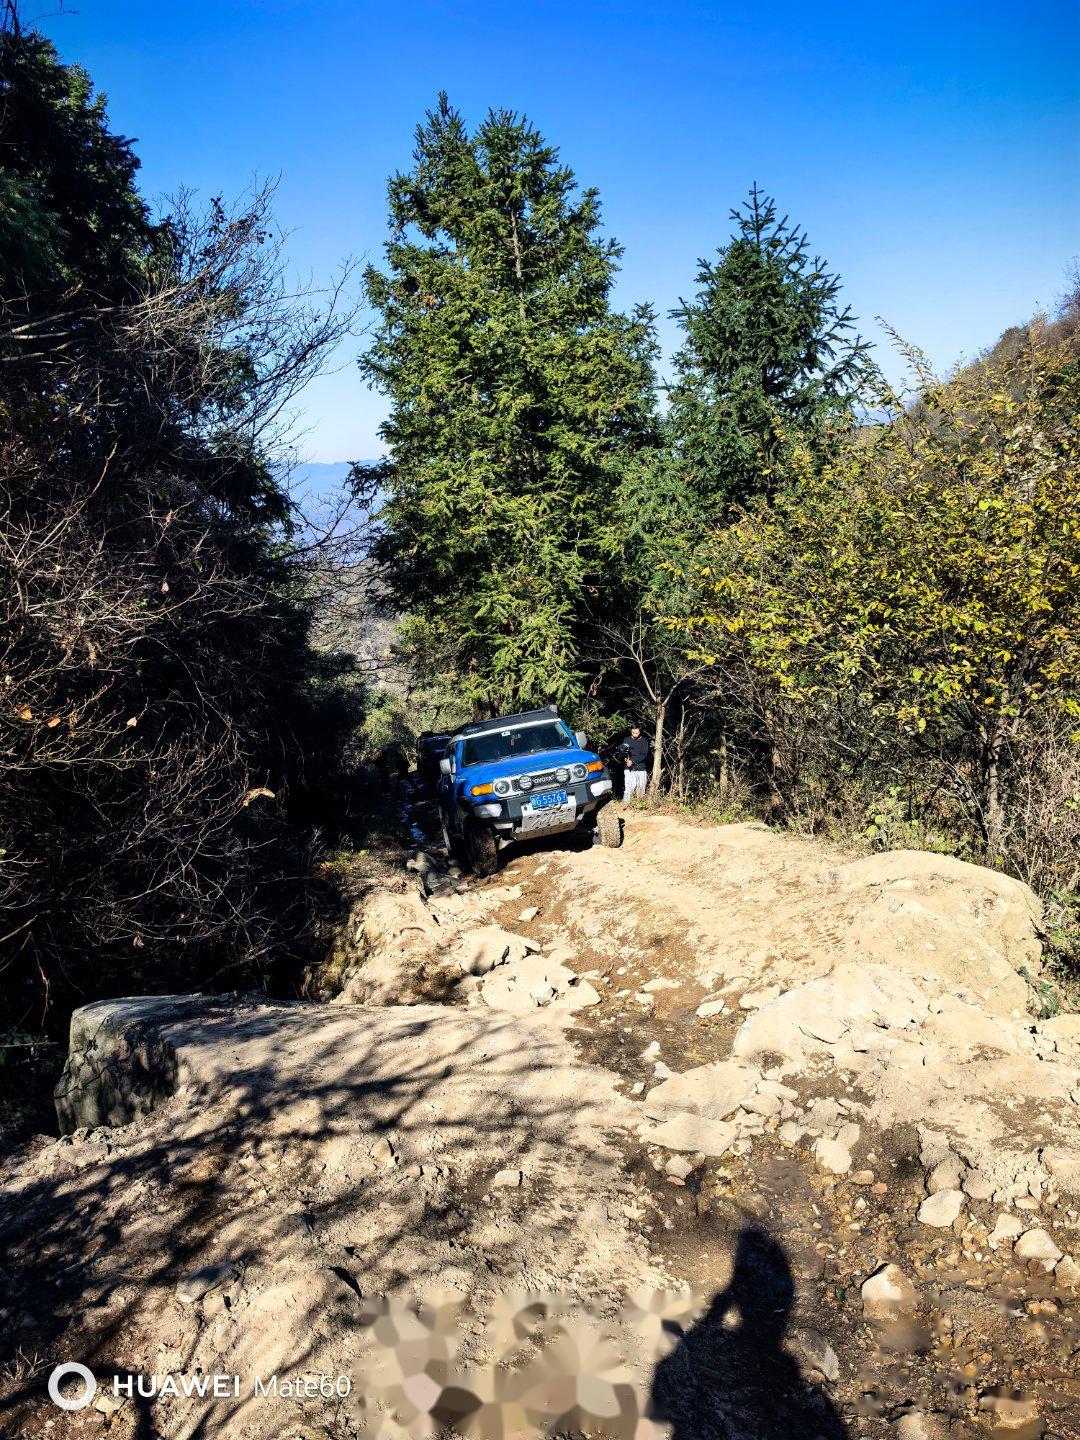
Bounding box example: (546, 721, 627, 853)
(555, 766, 570, 782)
(493, 779, 511, 796)
(570, 763, 587, 781)
(517, 775, 533, 792)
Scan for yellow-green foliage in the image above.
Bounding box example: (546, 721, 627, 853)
(682, 323, 1079, 885)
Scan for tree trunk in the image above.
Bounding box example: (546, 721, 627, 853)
(509, 210, 527, 325)
(650, 700, 666, 801)
(768, 738, 784, 819)
(982, 725, 1005, 856)
(674, 706, 688, 799)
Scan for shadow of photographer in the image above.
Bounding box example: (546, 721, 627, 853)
(650, 1226, 849, 1440)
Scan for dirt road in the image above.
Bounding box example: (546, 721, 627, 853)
(2, 809, 1078, 1439)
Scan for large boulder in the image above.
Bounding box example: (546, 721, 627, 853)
(54, 994, 198, 1133)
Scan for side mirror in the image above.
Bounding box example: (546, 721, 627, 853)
(439, 757, 451, 775)
(575, 731, 587, 749)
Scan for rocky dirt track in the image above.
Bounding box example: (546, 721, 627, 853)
(1, 810, 1078, 1440)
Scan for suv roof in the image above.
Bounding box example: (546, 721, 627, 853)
(457, 706, 559, 739)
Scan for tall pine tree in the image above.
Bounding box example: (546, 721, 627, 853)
(360, 96, 657, 713)
(665, 185, 873, 514)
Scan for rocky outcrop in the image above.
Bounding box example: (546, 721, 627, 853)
(724, 961, 1080, 1210)
(14, 813, 1078, 1440)
(54, 995, 201, 1132)
(534, 817, 1044, 1013)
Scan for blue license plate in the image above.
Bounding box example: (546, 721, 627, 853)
(530, 790, 567, 810)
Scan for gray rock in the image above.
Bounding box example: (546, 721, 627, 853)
(961, 1169, 994, 1200)
(557, 980, 602, 1012)
(459, 927, 537, 977)
(988, 1212, 1024, 1249)
(406, 850, 455, 896)
(176, 1261, 239, 1305)
(861, 1263, 918, 1320)
(742, 1089, 782, 1119)
(54, 996, 196, 1133)
(93, 1391, 128, 1416)
(648, 1114, 738, 1157)
(695, 999, 727, 1019)
(1041, 1145, 1080, 1190)
(788, 1328, 839, 1382)
(643, 1061, 756, 1122)
(836, 1121, 861, 1149)
(736, 1112, 765, 1136)
(1013, 1228, 1063, 1270)
(927, 1153, 964, 1194)
(917, 1188, 964, 1228)
(804, 1097, 842, 1132)
(813, 1137, 852, 1175)
(491, 1167, 523, 1188)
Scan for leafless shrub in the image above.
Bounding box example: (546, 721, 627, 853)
(0, 182, 367, 1038)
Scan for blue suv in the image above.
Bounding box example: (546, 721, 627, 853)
(438, 706, 621, 874)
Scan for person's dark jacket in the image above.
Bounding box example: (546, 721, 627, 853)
(624, 733, 649, 771)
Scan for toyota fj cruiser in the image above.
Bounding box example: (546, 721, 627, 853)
(437, 707, 621, 875)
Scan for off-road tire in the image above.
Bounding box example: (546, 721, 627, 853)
(465, 819, 500, 877)
(441, 814, 468, 866)
(595, 801, 622, 849)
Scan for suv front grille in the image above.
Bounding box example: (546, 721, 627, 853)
(521, 768, 570, 792)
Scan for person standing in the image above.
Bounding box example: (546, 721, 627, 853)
(622, 723, 650, 802)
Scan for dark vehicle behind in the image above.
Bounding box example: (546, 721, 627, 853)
(415, 731, 452, 796)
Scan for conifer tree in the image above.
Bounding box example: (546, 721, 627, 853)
(360, 95, 657, 712)
(665, 185, 873, 513)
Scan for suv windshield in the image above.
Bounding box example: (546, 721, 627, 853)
(462, 721, 573, 767)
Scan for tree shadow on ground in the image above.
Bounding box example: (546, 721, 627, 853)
(651, 1226, 849, 1440)
(0, 995, 634, 1439)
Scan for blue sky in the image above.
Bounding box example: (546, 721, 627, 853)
(41, 0, 1079, 464)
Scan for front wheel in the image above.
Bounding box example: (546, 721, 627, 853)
(465, 819, 500, 877)
(594, 801, 622, 849)
(441, 812, 467, 865)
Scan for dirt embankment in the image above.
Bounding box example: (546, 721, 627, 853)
(2, 814, 1078, 1440)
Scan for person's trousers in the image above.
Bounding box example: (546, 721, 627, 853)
(624, 769, 647, 801)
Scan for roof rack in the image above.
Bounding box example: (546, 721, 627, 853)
(457, 705, 559, 738)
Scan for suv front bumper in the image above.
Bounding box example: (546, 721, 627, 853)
(467, 778, 612, 840)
